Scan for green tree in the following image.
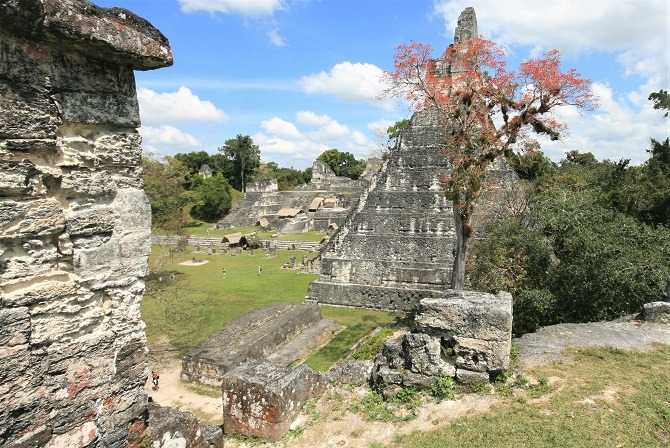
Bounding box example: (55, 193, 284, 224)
(649, 89, 670, 117)
(142, 156, 192, 231)
(316, 148, 365, 180)
(387, 119, 411, 148)
(189, 173, 233, 222)
(383, 39, 596, 289)
(219, 135, 260, 192)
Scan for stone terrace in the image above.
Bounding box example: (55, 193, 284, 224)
(307, 109, 455, 311)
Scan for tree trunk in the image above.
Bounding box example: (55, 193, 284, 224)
(450, 202, 470, 290)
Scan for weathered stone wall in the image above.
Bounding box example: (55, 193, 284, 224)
(0, 1, 172, 446)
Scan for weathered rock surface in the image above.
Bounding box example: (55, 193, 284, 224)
(642, 301, 670, 324)
(0, 1, 172, 447)
(372, 290, 513, 389)
(515, 313, 670, 368)
(222, 360, 326, 441)
(327, 360, 374, 386)
(144, 404, 223, 448)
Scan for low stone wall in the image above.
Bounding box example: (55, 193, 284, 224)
(151, 235, 322, 252)
(182, 303, 323, 386)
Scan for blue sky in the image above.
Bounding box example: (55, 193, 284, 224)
(95, 0, 669, 169)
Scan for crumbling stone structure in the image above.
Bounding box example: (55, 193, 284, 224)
(0, 1, 182, 446)
(222, 360, 326, 441)
(306, 8, 517, 312)
(372, 290, 513, 390)
(216, 160, 379, 232)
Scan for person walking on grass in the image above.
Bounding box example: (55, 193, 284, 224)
(221, 267, 226, 278)
(258, 265, 262, 276)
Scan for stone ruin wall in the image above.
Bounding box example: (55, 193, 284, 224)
(0, 1, 172, 446)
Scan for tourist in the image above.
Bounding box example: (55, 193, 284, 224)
(222, 267, 226, 278)
(151, 371, 160, 391)
(258, 265, 262, 276)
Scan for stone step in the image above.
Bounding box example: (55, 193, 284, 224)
(306, 280, 446, 312)
(181, 303, 323, 385)
(266, 318, 343, 367)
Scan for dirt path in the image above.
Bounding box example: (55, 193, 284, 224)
(145, 343, 223, 425)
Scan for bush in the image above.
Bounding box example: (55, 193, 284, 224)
(512, 289, 557, 335)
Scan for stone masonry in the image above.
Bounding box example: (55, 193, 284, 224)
(306, 8, 517, 312)
(0, 1, 172, 446)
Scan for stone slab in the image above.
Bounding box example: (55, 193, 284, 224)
(222, 360, 326, 441)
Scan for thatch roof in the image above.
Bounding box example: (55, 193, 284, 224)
(328, 222, 339, 231)
(223, 232, 246, 245)
(309, 197, 324, 211)
(256, 218, 270, 228)
(277, 208, 303, 218)
(323, 197, 338, 208)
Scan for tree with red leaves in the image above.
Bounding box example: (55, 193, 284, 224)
(383, 38, 598, 289)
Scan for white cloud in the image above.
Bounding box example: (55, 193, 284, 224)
(261, 116, 302, 139)
(433, 0, 668, 86)
(140, 125, 202, 152)
(268, 28, 287, 46)
(296, 111, 332, 127)
(137, 87, 228, 126)
(179, 0, 284, 17)
(537, 83, 666, 164)
(253, 112, 375, 165)
(300, 62, 396, 110)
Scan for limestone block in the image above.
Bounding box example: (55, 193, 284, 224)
(223, 360, 326, 441)
(54, 91, 140, 127)
(147, 404, 223, 448)
(327, 360, 373, 386)
(0, 0, 173, 70)
(452, 337, 510, 373)
(0, 158, 43, 197)
(0, 241, 60, 281)
(402, 371, 437, 388)
(455, 368, 490, 385)
(1, 276, 78, 308)
(642, 301, 670, 324)
(0, 80, 59, 138)
(416, 290, 513, 342)
(0, 198, 65, 239)
(0, 36, 136, 94)
(402, 333, 456, 377)
(29, 291, 104, 346)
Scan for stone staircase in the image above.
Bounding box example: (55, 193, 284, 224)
(181, 303, 341, 386)
(307, 109, 455, 311)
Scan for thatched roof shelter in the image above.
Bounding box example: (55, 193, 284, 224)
(222, 232, 247, 246)
(277, 208, 304, 218)
(309, 197, 324, 211)
(256, 218, 270, 229)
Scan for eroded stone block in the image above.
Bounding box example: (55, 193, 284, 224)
(223, 360, 326, 441)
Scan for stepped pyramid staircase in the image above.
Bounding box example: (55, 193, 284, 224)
(306, 110, 456, 312)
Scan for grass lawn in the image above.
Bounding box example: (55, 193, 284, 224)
(143, 244, 398, 369)
(390, 344, 670, 448)
(184, 223, 327, 242)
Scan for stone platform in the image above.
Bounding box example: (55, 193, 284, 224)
(182, 303, 340, 386)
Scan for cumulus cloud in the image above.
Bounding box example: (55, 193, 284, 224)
(179, 0, 284, 17)
(140, 125, 202, 153)
(296, 111, 332, 127)
(536, 83, 666, 164)
(137, 87, 228, 126)
(261, 116, 302, 139)
(433, 0, 668, 86)
(253, 111, 376, 165)
(300, 62, 395, 110)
